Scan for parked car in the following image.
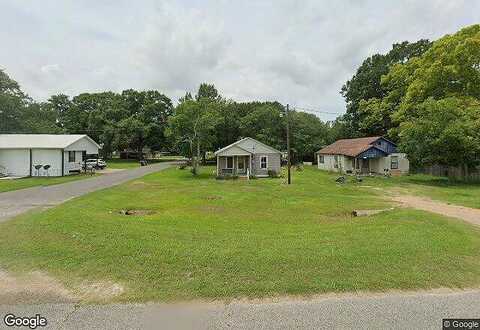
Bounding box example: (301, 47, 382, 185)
(84, 158, 107, 170)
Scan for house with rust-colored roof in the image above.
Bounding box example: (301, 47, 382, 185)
(315, 136, 409, 175)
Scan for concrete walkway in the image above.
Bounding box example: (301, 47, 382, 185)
(0, 289, 478, 329)
(0, 162, 173, 223)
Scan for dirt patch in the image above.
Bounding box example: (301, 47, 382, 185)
(118, 209, 156, 216)
(0, 269, 75, 304)
(0, 269, 125, 304)
(202, 195, 222, 201)
(351, 208, 395, 217)
(392, 195, 480, 226)
(75, 281, 124, 302)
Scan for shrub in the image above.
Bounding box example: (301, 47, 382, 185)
(268, 170, 280, 178)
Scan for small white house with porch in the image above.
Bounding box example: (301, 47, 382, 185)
(0, 134, 100, 177)
(215, 137, 282, 177)
(315, 136, 409, 175)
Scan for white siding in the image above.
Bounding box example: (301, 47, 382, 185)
(64, 150, 83, 174)
(318, 153, 409, 174)
(65, 136, 99, 154)
(31, 149, 63, 176)
(216, 145, 250, 157)
(0, 149, 30, 177)
(317, 154, 349, 173)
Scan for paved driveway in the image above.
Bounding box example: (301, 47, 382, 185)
(0, 162, 172, 223)
(0, 289, 478, 329)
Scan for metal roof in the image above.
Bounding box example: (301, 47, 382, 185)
(214, 137, 282, 155)
(0, 134, 100, 149)
(317, 136, 384, 157)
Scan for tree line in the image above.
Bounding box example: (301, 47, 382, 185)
(1, 24, 479, 173)
(335, 24, 480, 174)
(0, 74, 335, 163)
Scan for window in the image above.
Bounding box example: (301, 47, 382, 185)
(318, 155, 324, 164)
(260, 156, 268, 169)
(226, 157, 233, 169)
(334, 155, 339, 168)
(391, 156, 399, 169)
(68, 151, 75, 163)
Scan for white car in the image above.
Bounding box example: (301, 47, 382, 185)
(84, 158, 107, 170)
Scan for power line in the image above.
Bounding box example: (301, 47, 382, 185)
(292, 106, 344, 117)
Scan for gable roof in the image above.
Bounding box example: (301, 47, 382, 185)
(215, 137, 282, 156)
(317, 136, 387, 157)
(0, 134, 100, 149)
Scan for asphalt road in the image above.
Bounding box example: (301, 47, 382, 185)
(0, 289, 479, 329)
(0, 162, 173, 222)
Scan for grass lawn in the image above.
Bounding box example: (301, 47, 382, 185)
(107, 157, 183, 169)
(0, 174, 99, 193)
(365, 174, 480, 209)
(0, 166, 479, 302)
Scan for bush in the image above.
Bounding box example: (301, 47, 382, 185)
(178, 164, 187, 170)
(268, 170, 280, 178)
(216, 174, 239, 180)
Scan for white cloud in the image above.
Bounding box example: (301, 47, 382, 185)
(0, 0, 478, 120)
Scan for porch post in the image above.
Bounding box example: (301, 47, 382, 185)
(249, 154, 252, 177)
(216, 156, 219, 176)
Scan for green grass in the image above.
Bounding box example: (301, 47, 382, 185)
(364, 174, 480, 209)
(107, 157, 183, 169)
(0, 166, 479, 303)
(0, 174, 99, 193)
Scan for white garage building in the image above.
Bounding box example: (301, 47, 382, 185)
(0, 134, 100, 177)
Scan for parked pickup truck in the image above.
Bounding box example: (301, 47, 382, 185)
(84, 158, 107, 170)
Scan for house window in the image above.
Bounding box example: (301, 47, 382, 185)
(260, 156, 268, 169)
(334, 155, 339, 168)
(391, 156, 399, 169)
(226, 157, 233, 169)
(68, 151, 75, 163)
(318, 155, 324, 164)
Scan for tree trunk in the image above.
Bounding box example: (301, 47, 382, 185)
(194, 140, 200, 175)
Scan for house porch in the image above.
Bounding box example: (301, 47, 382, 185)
(217, 155, 251, 177)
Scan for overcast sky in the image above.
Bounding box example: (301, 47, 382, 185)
(1, 1, 478, 120)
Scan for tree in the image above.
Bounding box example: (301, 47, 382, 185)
(239, 103, 285, 151)
(340, 39, 432, 137)
(0, 70, 29, 133)
(289, 111, 329, 162)
(390, 24, 480, 125)
(196, 83, 221, 102)
(399, 97, 480, 176)
(168, 98, 221, 174)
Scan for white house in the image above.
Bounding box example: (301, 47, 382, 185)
(215, 137, 282, 177)
(315, 136, 409, 175)
(0, 134, 100, 177)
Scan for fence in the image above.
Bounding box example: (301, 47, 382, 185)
(416, 164, 480, 181)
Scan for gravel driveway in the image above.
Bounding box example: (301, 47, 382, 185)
(0, 162, 173, 223)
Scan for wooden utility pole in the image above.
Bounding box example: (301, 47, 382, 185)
(286, 104, 291, 184)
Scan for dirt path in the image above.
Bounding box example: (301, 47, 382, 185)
(392, 194, 480, 226)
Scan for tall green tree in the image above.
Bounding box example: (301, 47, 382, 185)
(341, 39, 432, 137)
(168, 98, 221, 174)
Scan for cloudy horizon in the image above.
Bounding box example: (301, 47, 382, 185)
(1, 1, 478, 120)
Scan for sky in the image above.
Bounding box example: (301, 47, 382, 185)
(0, 0, 478, 120)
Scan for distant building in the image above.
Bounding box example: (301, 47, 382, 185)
(0, 134, 100, 177)
(315, 136, 409, 175)
(215, 137, 282, 177)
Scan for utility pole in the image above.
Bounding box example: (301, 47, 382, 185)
(286, 104, 291, 185)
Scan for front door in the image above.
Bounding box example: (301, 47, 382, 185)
(361, 159, 369, 174)
(237, 157, 246, 174)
